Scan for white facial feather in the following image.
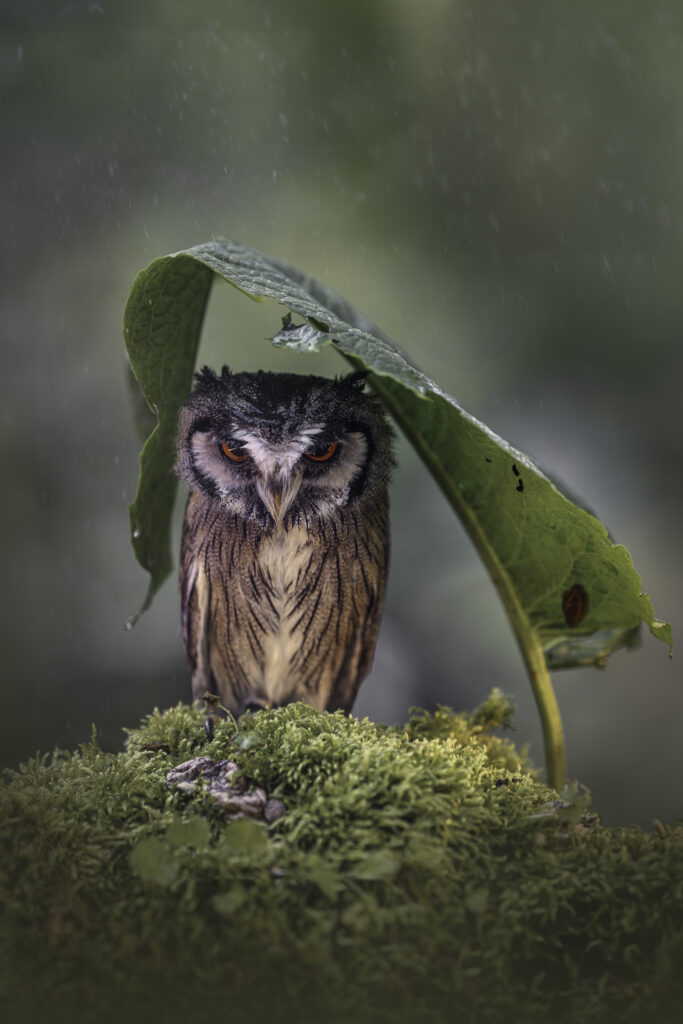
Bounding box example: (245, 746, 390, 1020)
(306, 432, 367, 503)
(189, 431, 235, 495)
(238, 433, 308, 477)
(189, 426, 368, 521)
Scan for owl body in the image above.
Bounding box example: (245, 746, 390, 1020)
(176, 368, 393, 715)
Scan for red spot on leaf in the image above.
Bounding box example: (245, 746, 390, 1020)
(562, 584, 589, 627)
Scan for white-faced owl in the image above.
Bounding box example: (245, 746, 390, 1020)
(176, 367, 394, 716)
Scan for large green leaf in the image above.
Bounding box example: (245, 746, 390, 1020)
(124, 240, 671, 656)
(124, 255, 213, 622)
(123, 240, 672, 785)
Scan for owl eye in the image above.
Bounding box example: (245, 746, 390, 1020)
(305, 441, 339, 462)
(220, 440, 248, 463)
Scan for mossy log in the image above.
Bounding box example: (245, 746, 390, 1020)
(1, 691, 682, 1024)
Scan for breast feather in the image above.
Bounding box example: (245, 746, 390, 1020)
(256, 525, 315, 702)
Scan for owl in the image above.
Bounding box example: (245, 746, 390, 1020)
(176, 367, 394, 717)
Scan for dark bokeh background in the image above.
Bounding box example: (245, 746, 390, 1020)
(2, 1, 681, 825)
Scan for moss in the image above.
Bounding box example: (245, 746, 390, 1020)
(1, 692, 682, 1024)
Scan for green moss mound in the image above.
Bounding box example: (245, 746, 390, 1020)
(1, 691, 682, 1024)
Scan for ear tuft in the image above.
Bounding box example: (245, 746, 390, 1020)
(342, 370, 369, 390)
(194, 366, 219, 387)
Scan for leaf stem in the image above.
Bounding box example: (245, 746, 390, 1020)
(504, 593, 566, 791)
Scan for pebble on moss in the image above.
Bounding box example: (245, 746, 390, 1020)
(165, 756, 285, 821)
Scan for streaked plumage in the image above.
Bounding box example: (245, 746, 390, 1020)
(176, 367, 393, 715)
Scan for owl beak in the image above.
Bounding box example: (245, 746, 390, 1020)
(254, 459, 304, 523)
(256, 474, 300, 523)
(272, 488, 282, 516)
(270, 463, 283, 517)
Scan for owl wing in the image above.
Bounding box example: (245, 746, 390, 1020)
(179, 496, 213, 702)
(180, 493, 257, 712)
(325, 527, 389, 713)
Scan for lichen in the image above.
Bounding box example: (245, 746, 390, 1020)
(1, 692, 681, 1024)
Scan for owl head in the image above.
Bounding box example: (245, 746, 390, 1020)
(176, 368, 394, 526)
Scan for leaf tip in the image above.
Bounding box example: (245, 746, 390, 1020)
(650, 617, 674, 656)
(125, 576, 158, 631)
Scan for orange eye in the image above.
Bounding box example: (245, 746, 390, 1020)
(220, 440, 248, 463)
(305, 441, 338, 462)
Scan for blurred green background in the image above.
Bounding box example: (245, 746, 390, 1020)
(2, 0, 680, 825)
